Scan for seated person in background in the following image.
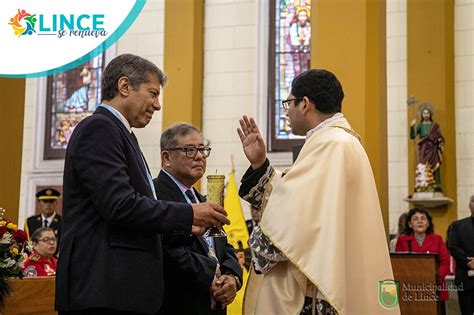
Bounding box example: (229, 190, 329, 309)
(395, 207, 450, 304)
(246, 205, 262, 235)
(389, 212, 408, 252)
(153, 123, 243, 315)
(22, 227, 57, 277)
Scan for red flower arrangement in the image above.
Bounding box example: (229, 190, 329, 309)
(0, 208, 31, 308)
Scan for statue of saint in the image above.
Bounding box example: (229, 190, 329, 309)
(410, 102, 444, 191)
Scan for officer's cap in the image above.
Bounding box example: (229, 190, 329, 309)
(36, 188, 60, 201)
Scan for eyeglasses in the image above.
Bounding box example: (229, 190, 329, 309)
(166, 146, 212, 158)
(38, 237, 58, 243)
(281, 97, 303, 110)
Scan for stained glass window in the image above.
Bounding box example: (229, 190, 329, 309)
(44, 54, 104, 159)
(269, 0, 311, 151)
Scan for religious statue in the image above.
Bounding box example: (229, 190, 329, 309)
(409, 101, 444, 192)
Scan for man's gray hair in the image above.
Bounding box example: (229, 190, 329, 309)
(101, 53, 167, 101)
(161, 123, 202, 150)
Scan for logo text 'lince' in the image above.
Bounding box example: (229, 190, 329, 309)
(8, 9, 108, 38)
(39, 14, 104, 32)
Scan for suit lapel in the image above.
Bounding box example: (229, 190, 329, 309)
(157, 171, 187, 203)
(195, 190, 206, 203)
(94, 107, 150, 183)
(419, 234, 432, 252)
(464, 218, 474, 246)
(157, 171, 210, 254)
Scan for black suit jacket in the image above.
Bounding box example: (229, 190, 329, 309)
(26, 213, 62, 241)
(448, 216, 474, 291)
(153, 170, 243, 315)
(245, 219, 255, 236)
(55, 107, 193, 313)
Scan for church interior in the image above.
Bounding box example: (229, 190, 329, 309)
(0, 0, 473, 314)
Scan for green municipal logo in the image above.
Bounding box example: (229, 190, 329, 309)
(378, 280, 399, 309)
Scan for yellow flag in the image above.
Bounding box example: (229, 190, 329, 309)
(224, 167, 249, 315)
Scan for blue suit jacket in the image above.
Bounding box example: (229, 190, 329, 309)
(55, 107, 193, 313)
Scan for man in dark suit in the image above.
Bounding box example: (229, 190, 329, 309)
(154, 123, 243, 315)
(55, 54, 230, 315)
(448, 194, 474, 315)
(25, 188, 62, 243)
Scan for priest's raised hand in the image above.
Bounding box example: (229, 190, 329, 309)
(237, 115, 267, 170)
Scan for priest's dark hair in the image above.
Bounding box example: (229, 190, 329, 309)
(291, 69, 344, 114)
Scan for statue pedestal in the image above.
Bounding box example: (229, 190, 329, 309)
(404, 192, 453, 208)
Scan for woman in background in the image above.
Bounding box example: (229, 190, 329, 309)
(22, 227, 57, 277)
(396, 207, 450, 312)
(390, 212, 408, 252)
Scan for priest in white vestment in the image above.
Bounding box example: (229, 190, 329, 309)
(237, 69, 400, 315)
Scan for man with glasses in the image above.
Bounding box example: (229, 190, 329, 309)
(22, 227, 58, 277)
(237, 69, 398, 314)
(153, 123, 242, 315)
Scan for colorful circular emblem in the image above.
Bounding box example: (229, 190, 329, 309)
(23, 265, 38, 277)
(378, 280, 399, 309)
(8, 9, 37, 38)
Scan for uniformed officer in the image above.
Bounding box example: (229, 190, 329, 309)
(22, 227, 58, 277)
(25, 188, 62, 244)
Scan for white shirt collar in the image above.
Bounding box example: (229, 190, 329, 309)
(115, 109, 132, 133)
(162, 170, 200, 204)
(100, 103, 132, 133)
(306, 112, 345, 140)
(41, 213, 56, 225)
